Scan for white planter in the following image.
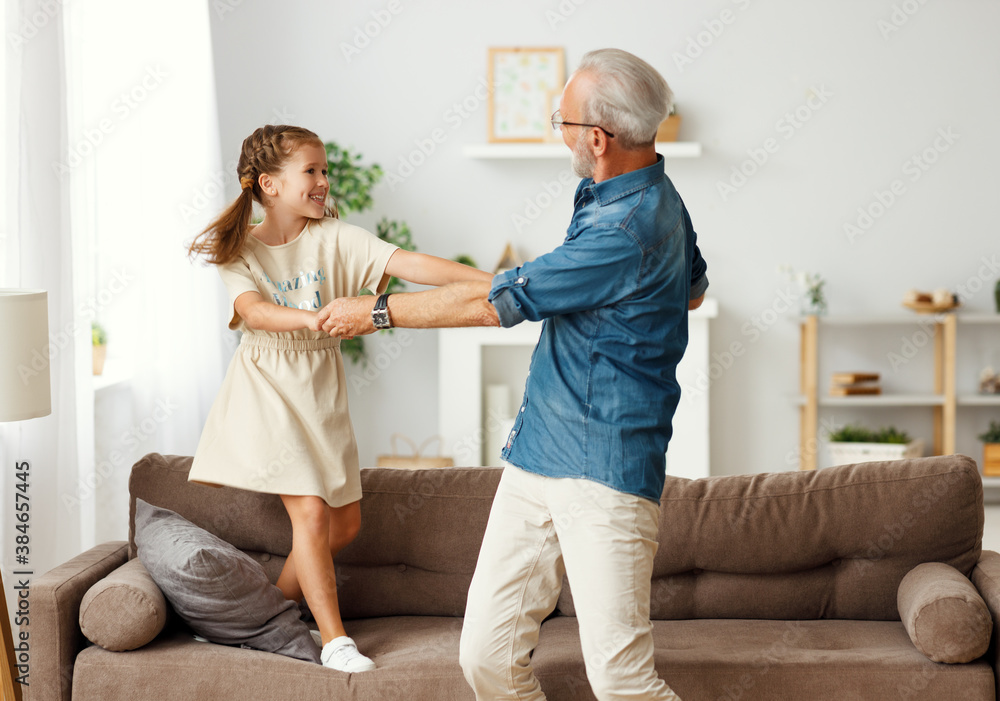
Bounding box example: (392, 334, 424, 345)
(827, 439, 925, 467)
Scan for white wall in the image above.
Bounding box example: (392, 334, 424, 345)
(207, 0, 1000, 475)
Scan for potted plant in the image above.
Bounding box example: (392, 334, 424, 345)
(977, 421, 1000, 476)
(92, 321, 107, 376)
(826, 423, 924, 466)
(323, 141, 414, 365)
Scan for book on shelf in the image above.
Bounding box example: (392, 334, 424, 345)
(829, 384, 882, 396)
(830, 372, 880, 385)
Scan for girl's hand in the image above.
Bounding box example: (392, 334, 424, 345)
(318, 297, 376, 338)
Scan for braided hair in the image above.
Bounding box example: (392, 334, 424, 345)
(188, 125, 337, 265)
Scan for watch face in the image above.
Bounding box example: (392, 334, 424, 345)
(372, 309, 391, 329)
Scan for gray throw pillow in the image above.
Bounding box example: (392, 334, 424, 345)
(134, 498, 320, 664)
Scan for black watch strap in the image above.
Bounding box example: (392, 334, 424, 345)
(371, 293, 393, 329)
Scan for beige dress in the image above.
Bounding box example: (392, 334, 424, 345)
(188, 216, 398, 507)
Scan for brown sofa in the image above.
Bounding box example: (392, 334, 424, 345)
(25, 452, 1000, 700)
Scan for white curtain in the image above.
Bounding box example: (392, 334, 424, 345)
(1, 0, 91, 596)
(62, 0, 228, 545)
(1, 0, 228, 597)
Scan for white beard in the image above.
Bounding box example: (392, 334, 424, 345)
(571, 137, 597, 178)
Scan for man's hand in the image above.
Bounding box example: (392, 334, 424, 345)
(317, 296, 377, 337)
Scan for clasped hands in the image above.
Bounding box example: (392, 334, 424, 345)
(314, 296, 378, 339)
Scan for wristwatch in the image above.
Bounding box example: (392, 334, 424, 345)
(371, 293, 393, 330)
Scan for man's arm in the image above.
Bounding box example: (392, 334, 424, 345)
(318, 281, 499, 337)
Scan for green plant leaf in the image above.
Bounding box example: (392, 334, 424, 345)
(978, 420, 1000, 443)
(827, 423, 911, 444)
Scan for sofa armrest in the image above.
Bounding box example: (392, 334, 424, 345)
(21, 541, 128, 701)
(971, 549, 1000, 697)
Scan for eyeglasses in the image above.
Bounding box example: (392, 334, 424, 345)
(550, 110, 615, 139)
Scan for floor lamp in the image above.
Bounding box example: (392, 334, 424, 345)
(0, 290, 51, 701)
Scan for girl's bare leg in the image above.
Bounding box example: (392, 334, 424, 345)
(276, 500, 361, 630)
(276, 495, 355, 644)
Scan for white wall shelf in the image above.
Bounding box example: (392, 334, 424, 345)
(959, 395, 1000, 407)
(796, 314, 953, 326)
(818, 395, 945, 407)
(956, 314, 1000, 324)
(462, 141, 702, 159)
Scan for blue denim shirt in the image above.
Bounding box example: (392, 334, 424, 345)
(488, 155, 708, 503)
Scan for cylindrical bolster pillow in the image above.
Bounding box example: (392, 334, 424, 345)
(897, 561, 993, 663)
(80, 557, 168, 651)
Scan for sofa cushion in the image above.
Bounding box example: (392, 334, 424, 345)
(72, 617, 474, 700)
(532, 616, 995, 701)
(129, 453, 502, 619)
(556, 455, 983, 621)
(898, 561, 992, 663)
(79, 557, 167, 651)
(134, 498, 319, 663)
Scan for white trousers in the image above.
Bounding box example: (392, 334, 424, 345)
(459, 466, 681, 701)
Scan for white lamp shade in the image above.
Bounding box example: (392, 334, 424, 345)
(0, 289, 52, 422)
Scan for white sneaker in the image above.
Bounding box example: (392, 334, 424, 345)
(321, 636, 376, 673)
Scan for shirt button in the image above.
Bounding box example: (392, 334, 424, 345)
(520, 406, 525, 413)
(517, 277, 525, 284)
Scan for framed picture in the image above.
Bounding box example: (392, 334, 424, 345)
(487, 47, 565, 143)
(542, 88, 563, 143)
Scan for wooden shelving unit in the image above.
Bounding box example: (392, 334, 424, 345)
(797, 314, 957, 470)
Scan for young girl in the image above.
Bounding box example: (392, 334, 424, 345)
(187, 125, 492, 673)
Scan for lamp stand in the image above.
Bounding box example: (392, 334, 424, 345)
(0, 571, 21, 701)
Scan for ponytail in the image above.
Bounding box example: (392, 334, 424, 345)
(187, 183, 256, 266)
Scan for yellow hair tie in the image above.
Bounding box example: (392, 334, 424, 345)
(239, 176, 254, 190)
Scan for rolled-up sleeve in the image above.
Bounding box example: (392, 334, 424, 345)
(488, 228, 642, 328)
(685, 205, 709, 300)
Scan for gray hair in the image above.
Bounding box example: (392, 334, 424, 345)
(575, 49, 673, 150)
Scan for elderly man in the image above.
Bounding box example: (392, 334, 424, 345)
(319, 48, 706, 701)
